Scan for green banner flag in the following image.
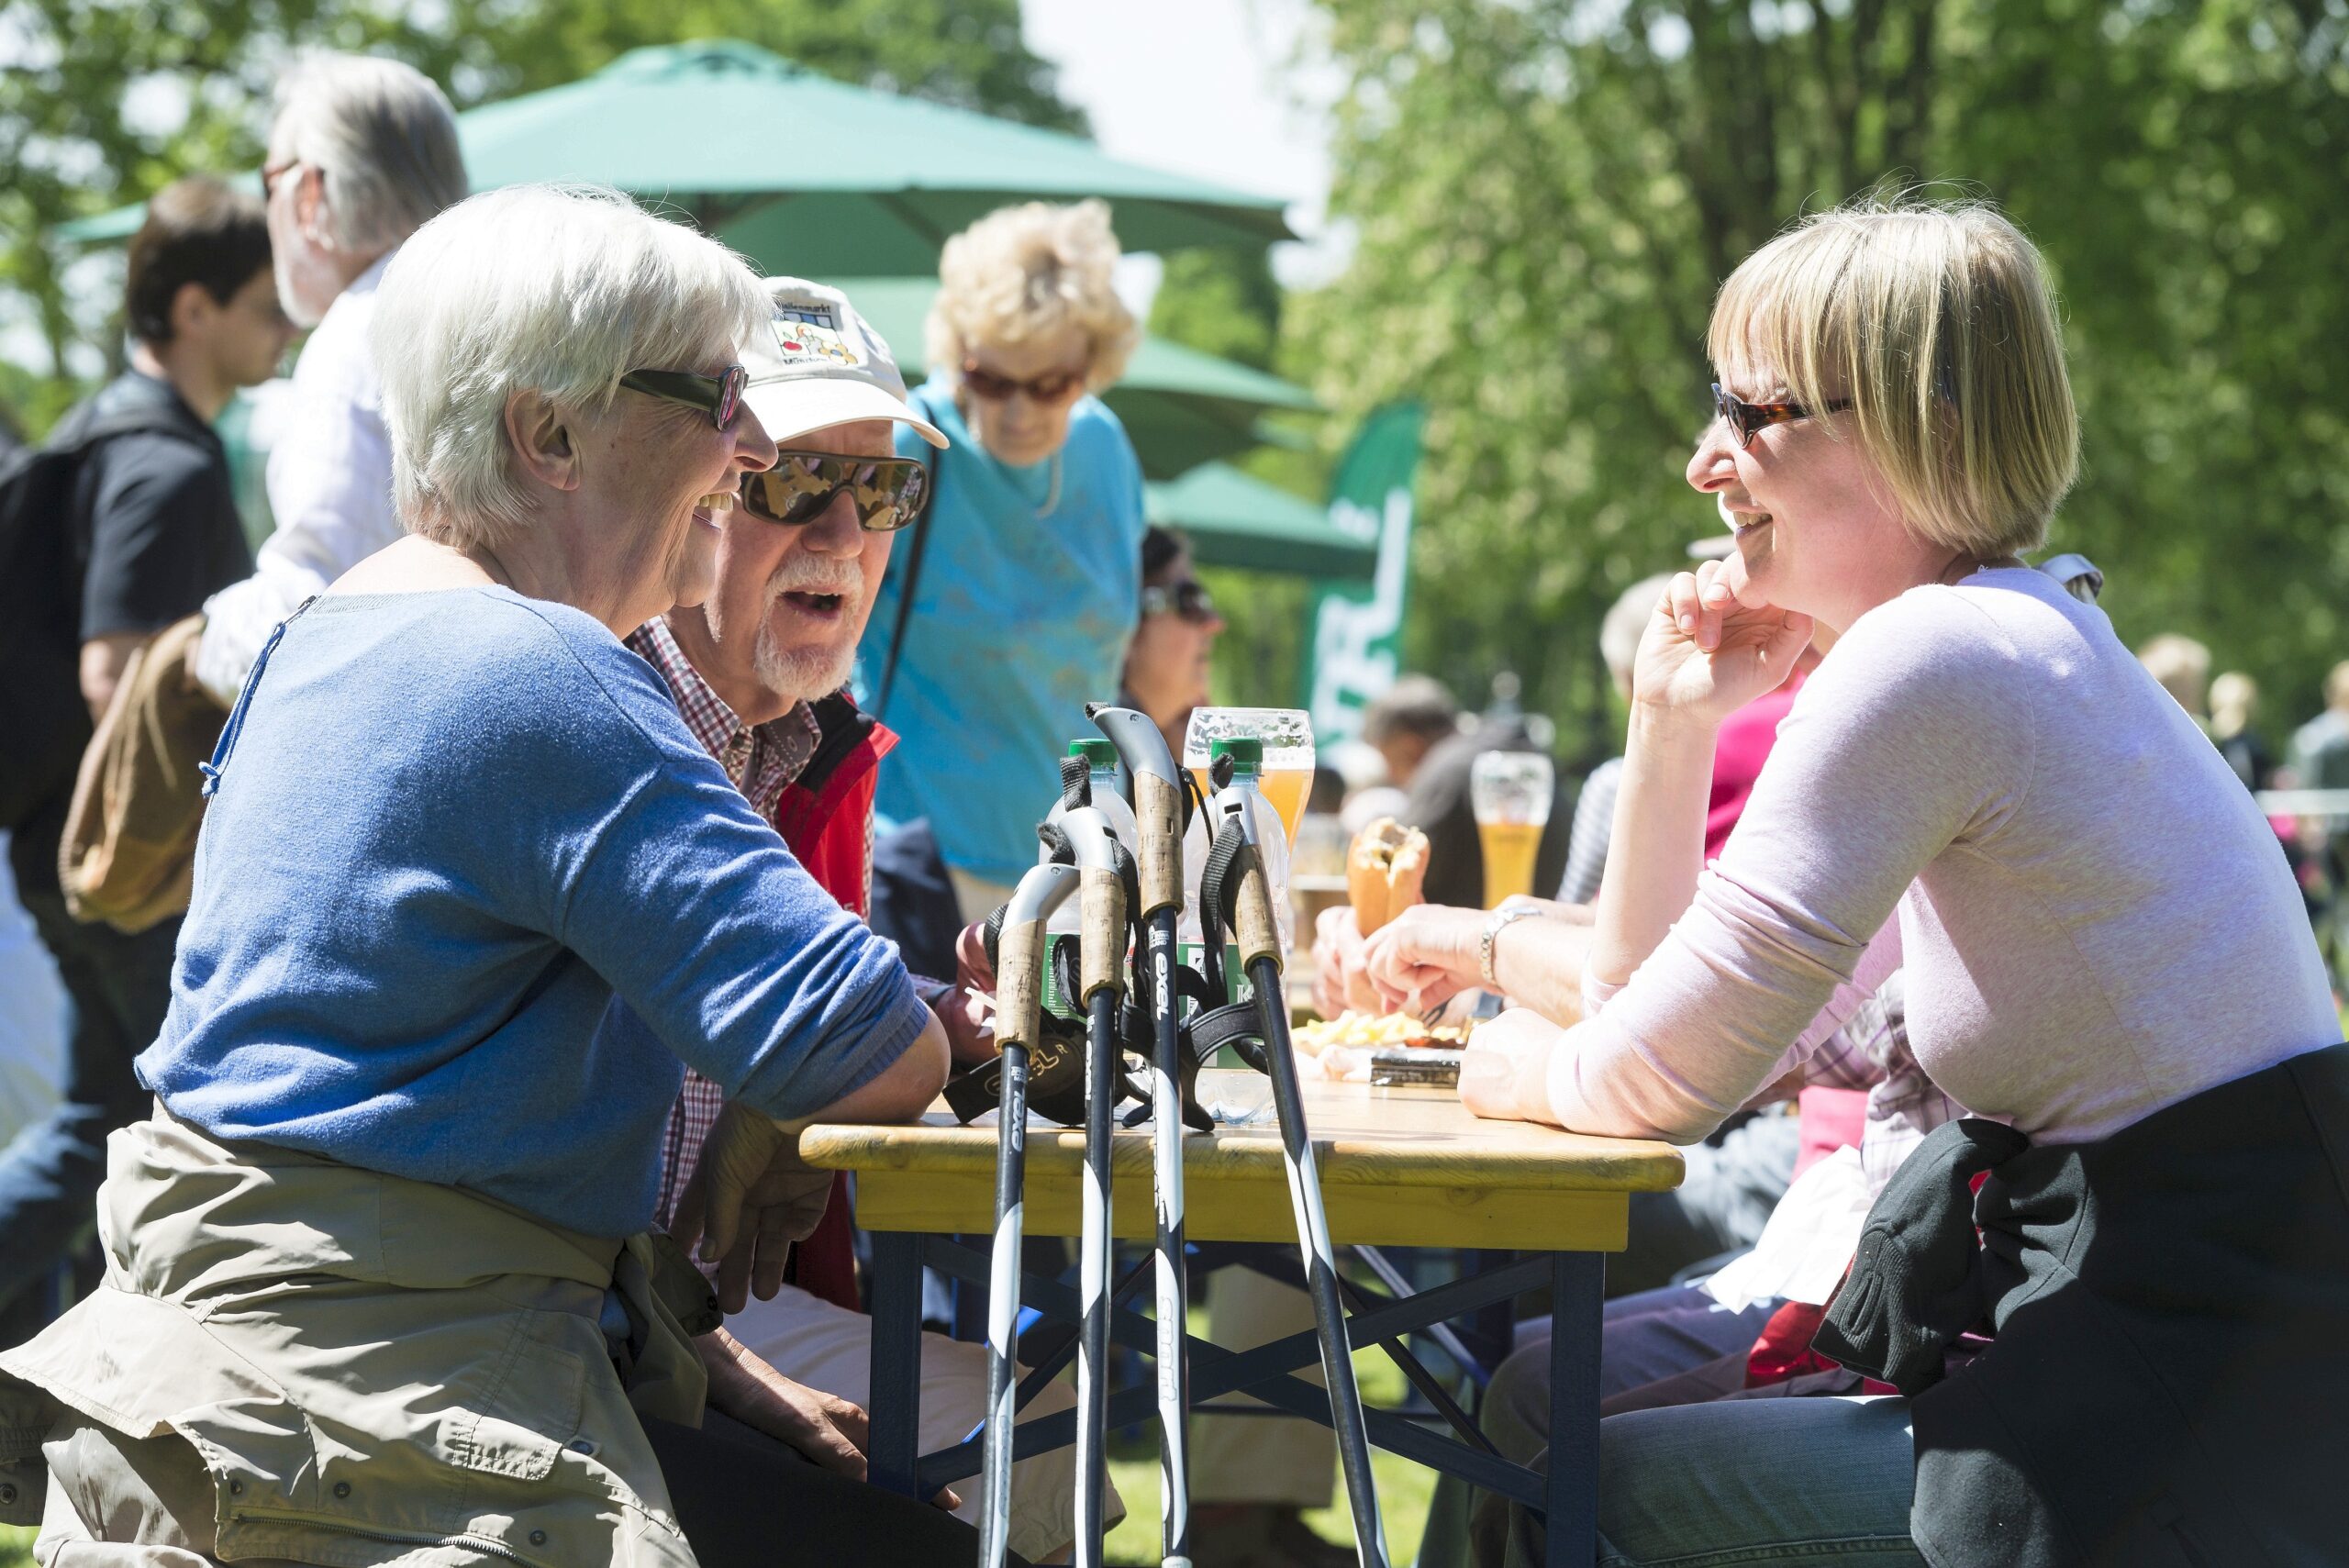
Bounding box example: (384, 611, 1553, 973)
(1300, 402, 1424, 744)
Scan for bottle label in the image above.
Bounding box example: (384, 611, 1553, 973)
(1175, 942, 1256, 1007)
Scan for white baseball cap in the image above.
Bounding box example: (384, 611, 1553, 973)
(740, 277, 948, 449)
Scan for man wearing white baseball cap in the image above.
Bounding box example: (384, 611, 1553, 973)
(622, 278, 1120, 1562)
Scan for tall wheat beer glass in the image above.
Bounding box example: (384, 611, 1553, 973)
(1470, 750, 1553, 908)
(1183, 707, 1314, 845)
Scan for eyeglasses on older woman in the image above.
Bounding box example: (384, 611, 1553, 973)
(620, 363, 749, 430)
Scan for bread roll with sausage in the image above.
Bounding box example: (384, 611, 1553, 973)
(1347, 817, 1430, 935)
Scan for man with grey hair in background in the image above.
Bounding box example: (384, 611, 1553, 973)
(192, 52, 468, 706)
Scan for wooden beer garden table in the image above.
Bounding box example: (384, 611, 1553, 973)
(800, 1067, 1683, 1567)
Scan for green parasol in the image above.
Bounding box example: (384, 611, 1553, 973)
(1145, 462, 1375, 581)
(56, 40, 1292, 257)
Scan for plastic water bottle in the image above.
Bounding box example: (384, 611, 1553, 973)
(1041, 740, 1139, 1018)
(1176, 737, 1291, 1004)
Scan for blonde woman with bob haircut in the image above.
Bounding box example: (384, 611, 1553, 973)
(1376, 197, 2349, 1568)
(0, 185, 980, 1568)
(859, 198, 1149, 916)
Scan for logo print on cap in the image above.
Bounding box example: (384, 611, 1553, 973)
(771, 303, 862, 369)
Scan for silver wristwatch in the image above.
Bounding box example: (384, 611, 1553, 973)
(1478, 905, 1544, 989)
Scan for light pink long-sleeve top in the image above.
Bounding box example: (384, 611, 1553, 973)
(1552, 567, 2337, 1145)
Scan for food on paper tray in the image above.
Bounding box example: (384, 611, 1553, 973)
(1297, 1011, 1472, 1084)
(1346, 817, 1429, 936)
(1295, 1007, 1471, 1056)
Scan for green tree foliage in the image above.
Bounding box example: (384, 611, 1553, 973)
(398, 0, 1083, 130)
(0, 0, 1079, 426)
(1293, 0, 2349, 751)
(1149, 247, 1282, 371)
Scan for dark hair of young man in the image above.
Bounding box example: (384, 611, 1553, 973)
(124, 176, 273, 348)
(1141, 524, 1186, 584)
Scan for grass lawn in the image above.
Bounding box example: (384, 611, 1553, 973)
(1, 1524, 28, 1565)
(1106, 1333, 1441, 1565)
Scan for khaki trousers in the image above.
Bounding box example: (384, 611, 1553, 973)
(1190, 1267, 1335, 1507)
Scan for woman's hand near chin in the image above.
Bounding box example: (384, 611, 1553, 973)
(1633, 558, 1815, 728)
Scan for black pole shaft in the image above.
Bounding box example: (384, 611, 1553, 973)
(1247, 954, 1389, 1568)
(1074, 985, 1121, 1568)
(1144, 908, 1191, 1567)
(979, 1040, 1030, 1568)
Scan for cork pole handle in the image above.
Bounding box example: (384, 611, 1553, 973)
(1132, 771, 1185, 917)
(1080, 868, 1128, 1001)
(1232, 855, 1282, 974)
(996, 918, 1046, 1052)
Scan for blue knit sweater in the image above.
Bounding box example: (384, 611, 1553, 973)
(140, 586, 927, 1238)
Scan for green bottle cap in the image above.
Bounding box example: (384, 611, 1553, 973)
(1209, 737, 1264, 773)
(1067, 739, 1119, 770)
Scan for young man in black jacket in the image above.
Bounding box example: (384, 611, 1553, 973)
(0, 175, 291, 1336)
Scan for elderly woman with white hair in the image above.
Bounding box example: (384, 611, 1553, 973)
(858, 198, 1146, 919)
(0, 187, 987, 1567)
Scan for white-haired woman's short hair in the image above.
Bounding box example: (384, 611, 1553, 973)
(925, 199, 1139, 393)
(270, 54, 468, 255)
(372, 184, 771, 551)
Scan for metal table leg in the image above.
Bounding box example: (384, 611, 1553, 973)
(868, 1229, 927, 1498)
(1545, 1251, 1605, 1568)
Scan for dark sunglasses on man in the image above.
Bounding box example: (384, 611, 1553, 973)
(1141, 579, 1219, 625)
(620, 364, 750, 430)
(1710, 382, 1853, 450)
(959, 360, 1086, 406)
(738, 452, 932, 532)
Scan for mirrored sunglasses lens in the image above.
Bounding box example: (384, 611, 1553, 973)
(742, 462, 825, 525)
(852, 463, 923, 530)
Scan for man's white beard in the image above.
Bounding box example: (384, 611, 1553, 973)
(751, 628, 856, 706)
(273, 241, 342, 331)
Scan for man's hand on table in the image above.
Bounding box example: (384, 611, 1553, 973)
(1360, 902, 1489, 1013)
(1457, 1006, 1569, 1125)
(697, 1328, 960, 1509)
(673, 1104, 833, 1313)
(941, 921, 997, 1066)
(1358, 897, 1593, 1018)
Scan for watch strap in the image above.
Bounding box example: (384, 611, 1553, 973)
(1479, 905, 1544, 989)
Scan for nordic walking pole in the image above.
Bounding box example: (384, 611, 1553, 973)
(1063, 804, 1127, 1568)
(1091, 703, 1194, 1568)
(1213, 785, 1391, 1568)
(979, 861, 1081, 1568)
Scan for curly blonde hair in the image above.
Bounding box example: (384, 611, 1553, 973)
(926, 199, 1139, 393)
(1709, 194, 2080, 560)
